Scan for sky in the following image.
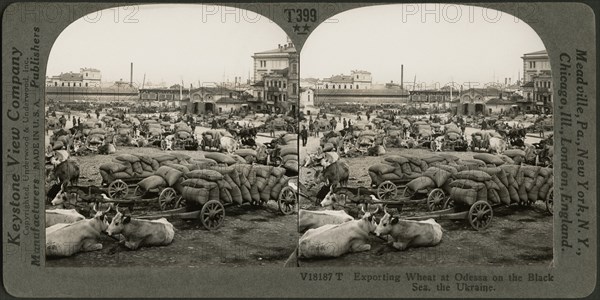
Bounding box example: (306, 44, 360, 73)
(301, 4, 546, 88)
(47, 4, 289, 87)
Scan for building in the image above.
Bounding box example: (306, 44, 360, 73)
(317, 70, 372, 89)
(299, 87, 317, 116)
(314, 88, 409, 106)
(521, 50, 552, 113)
(485, 97, 518, 114)
(456, 88, 502, 115)
(186, 86, 249, 115)
(252, 42, 299, 113)
(139, 85, 189, 108)
(46, 68, 102, 87)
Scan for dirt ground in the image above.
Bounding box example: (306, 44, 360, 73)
(46, 145, 298, 268)
(297, 137, 553, 267)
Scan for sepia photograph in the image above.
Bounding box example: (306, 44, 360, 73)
(296, 4, 554, 267)
(43, 4, 299, 267)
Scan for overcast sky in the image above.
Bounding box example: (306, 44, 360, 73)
(301, 4, 546, 88)
(48, 4, 288, 87)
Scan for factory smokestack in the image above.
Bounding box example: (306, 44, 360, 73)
(130, 62, 133, 87)
(400, 64, 404, 90)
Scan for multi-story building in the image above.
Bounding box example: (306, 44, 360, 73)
(252, 42, 299, 114)
(46, 68, 102, 87)
(521, 50, 552, 113)
(317, 70, 372, 89)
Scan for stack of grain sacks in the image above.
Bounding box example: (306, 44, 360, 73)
(320, 131, 341, 152)
(174, 122, 193, 140)
(114, 123, 132, 146)
(179, 165, 290, 209)
(87, 127, 106, 146)
(280, 134, 298, 174)
(356, 130, 377, 147)
(444, 123, 462, 141)
(368, 154, 458, 186)
(99, 153, 194, 185)
(235, 149, 258, 164)
(503, 149, 527, 165)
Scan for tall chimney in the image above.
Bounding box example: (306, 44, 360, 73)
(400, 64, 404, 90)
(130, 62, 133, 86)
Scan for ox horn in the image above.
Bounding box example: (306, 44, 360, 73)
(115, 204, 120, 214)
(373, 205, 380, 215)
(361, 204, 366, 213)
(383, 205, 388, 215)
(92, 203, 98, 213)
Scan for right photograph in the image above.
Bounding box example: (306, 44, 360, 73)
(296, 4, 554, 267)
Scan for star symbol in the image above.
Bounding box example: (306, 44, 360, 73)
(293, 24, 300, 32)
(303, 24, 311, 32)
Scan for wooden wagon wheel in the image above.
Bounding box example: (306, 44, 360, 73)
(133, 185, 145, 197)
(426, 188, 446, 211)
(199, 200, 225, 230)
(278, 186, 297, 215)
(377, 181, 398, 201)
(108, 180, 129, 199)
(468, 200, 493, 231)
(174, 197, 186, 209)
(158, 187, 179, 211)
(545, 187, 553, 215)
(402, 186, 415, 198)
(444, 197, 455, 209)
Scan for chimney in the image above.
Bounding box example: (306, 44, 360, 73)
(130, 62, 133, 87)
(400, 64, 404, 90)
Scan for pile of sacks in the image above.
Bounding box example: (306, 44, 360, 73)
(448, 165, 553, 206)
(368, 153, 460, 186)
(444, 123, 462, 141)
(356, 130, 378, 147)
(147, 122, 162, 137)
(174, 122, 193, 140)
(415, 123, 433, 137)
(278, 133, 299, 174)
(87, 128, 106, 145)
(99, 153, 194, 184)
(320, 131, 342, 151)
(179, 164, 291, 209)
(503, 149, 527, 165)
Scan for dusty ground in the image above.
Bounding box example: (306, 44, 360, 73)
(297, 132, 553, 267)
(46, 113, 297, 268)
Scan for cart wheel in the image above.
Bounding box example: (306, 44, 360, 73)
(133, 186, 145, 197)
(174, 196, 186, 209)
(427, 188, 445, 211)
(200, 200, 225, 230)
(158, 187, 178, 211)
(278, 186, 297, 215)
(272, 156, 283, 167)
(108, 180, 129, 199)
(377, 181, 398, 201)
(403, 186, 415, 198)
(444, 197, 455, 209)
(545, 187, 553, 215)
(468, 200, 493, 231)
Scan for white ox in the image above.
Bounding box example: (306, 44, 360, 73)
(298, 207, 378, 258)
(488, 137, 507, 154)
(106, 206, 174, 250)
(220, 136, 239, 154)
(46, 209, 85, 227)
(298, 209, 354, 233)
(46, 205, 111, 257)
(374, 209, 443, 251)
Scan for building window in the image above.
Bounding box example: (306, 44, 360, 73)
(308, 95, 311, 102)
(86, 73, 88, 76)
(350, 85, 352, 89)
(344, 85, 347, 89)
(292, 83, 297, 95)
(325, 84, 328, 88)
(283, 82, 286, 88)
(291, 63, 297, 74)
(85, 83, 88, 87)
(55, 82, 58, 86)
(79, 83, 82, 87)
(356, 85, 359, 89)
(356, 75, 359, 79)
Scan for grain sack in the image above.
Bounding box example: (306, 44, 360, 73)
(236, 148, 257, 157)
(435, 165, 458, 174)
(191, 158, 218, 169)
(219, 187, 232, 204)
(204, 153, 236, 165)
(503, 149, 526, 158)
(284, 160, 299, 174)
(460, 159, 486, 167)
(381, 173, 403, 181)
(217, 179, 232, 190)
(455, 170, 492, 182)
(152, 154, 176, 163)
(253, 165, 273, 178)
(208, 186, 220, 201)
(282, 154, 297, 163)
(132, 162, 143, 174)
(487, 189, 501, 205)
(477, 186, 488, 203)
(406, 177, 435, 192)
(52, 141, 65, 150)
(438, 153, 459, 162)
(422, 167, 452, 188)
(498, 155, 515, 165)
(99, 170, 111, 183)
(279, 147, 297, 157)
(182, 186, 209, 206)
(384, 155, 409, 165)
(521, 166, 541, 179)
(369, 164, 397, 175)
(506, 173, 518, 189)
(528, 185, 540, 202)
(473, 153, 505, 165)
(323, 143, 335, 152)
(100, 162, 128, 173)
(271, 167, 286, 179)
(491, 175, 511, 205)
(241, 185, 252, 203)
(420, 161, 429, 172)
(112, 171, 131, 179)
(422, 156, 445, 164)
(400, 163, 412, 174)
(260, 185, 272, 202)
(500, 165, 520, 178)
(117, 154, 140, 163)
(535, 175, 546, 188)
(449, 179, 486, 190)
(270, 182, 283, 200)
(171, 152, 192, 163)
(484, 179, 500, 191)
(186, 169, 223, 181)
(538, 181, 552, 200)
(255, 177, 268, 191)
(250, 184, 260, 202)
(518, 183, 528, 202)
(523, 177, 535, 191)
(451, 187, 478, 206)
(508, 186, 520, 203)
(539, 167, 552, 178)
(393, 167, 406, 177)
(89, 128, 106, 135)
(155, 166, 183, 187)
(138, 175, 167, 191)
(410, 163, 422, 173)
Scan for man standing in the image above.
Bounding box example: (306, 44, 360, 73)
(300, 126, 308, 147)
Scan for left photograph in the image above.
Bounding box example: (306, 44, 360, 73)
(44, 4, 299, 267)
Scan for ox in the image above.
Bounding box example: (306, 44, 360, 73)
(297, 206, 379, 258)
(51, 184, 110, 206)
(374, 209, 443, 251)
(46, 209, 85, 227)
(106, 206, 175, 250)
(45, 205, 111, 257)
(220, 136, 239, 154)
(488, 137, 507, 154)
(51, 159, 80, 186)
(314, 160, 349, 189)
(298, 209, 354, 233)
